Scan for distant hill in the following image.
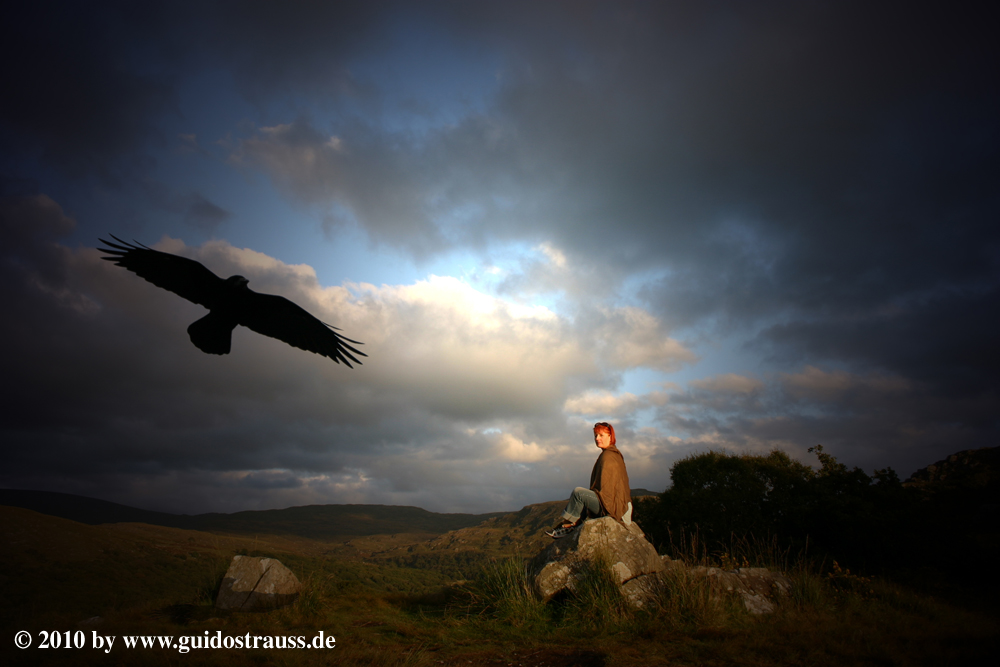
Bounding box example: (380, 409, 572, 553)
(903, 447, 1000, 518)
(0, 489, 507, 540)
(903, 447, 1000, 493)
(0, 487, 659, 541)
(0, 489, 189, 526)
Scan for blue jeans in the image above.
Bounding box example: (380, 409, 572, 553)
(562, 487, 602, 523)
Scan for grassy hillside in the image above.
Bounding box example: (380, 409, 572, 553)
(365, 500, 565, 578)
(4, 505, 999, 666)
(0, 506, 453, 633)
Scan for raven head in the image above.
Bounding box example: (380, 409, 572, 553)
(225, 275, 250, 289)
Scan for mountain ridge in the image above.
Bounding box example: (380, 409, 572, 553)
(0, 489, 508, 540)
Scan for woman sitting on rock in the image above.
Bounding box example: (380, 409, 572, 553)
(547, 422, 632, 538)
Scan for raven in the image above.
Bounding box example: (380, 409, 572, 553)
(99, 236, 366, 367)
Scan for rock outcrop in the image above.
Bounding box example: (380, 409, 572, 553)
(622, 561, 792, 614)
(215, 555, 302, 611)
(530, 517, 791, 614)
(530, 517, 665, 600)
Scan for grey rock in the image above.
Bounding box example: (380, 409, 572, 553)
(736, 567, 792, 599)
(611, 561, 633, 584)
(215, 555, 302, 611)
(531, 517, 665, 600)
(679, 565, 790, 614)
(742, 593, 775, 615)
(528, 517, 790, 615)
(620, 572, 667, 608)
(607, 562, 792, 614)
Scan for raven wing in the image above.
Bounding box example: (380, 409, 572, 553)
(98, 235, 227, 308)
(237, 291, 366, 367)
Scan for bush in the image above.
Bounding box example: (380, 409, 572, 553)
(640, 447, 919, 572)
(648, 449, 814, 544)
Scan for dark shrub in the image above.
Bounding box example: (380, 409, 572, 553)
(641, 447, 917, 571)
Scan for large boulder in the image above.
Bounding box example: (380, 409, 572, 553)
(530, 517, 665, 600)
(215, 556, 302, 611)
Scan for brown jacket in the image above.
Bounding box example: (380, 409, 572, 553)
(589, 445, 631, 522)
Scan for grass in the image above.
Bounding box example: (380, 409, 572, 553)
(472, 557, 548, 627)
(661, 524, 799, 571)
(556, 553, 636, 631)
(4, 506, 999, 666)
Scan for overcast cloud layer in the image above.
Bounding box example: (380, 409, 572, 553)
(1, 1, 997, 514)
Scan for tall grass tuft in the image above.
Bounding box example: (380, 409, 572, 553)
(721, 532, 795, 571)
(787, 558, 829, 611)
(193, 555, 232, 607)
(666, 525, 797, 571)
(294, 571, 334, 619)
(653, 565, 747, 629)
(475, 557, 548, 626)
(561, 552, 635, 631)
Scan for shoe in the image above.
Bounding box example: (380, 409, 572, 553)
(546, 524, 575, 539)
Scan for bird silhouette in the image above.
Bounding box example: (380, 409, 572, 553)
(99, 236, 365, 367)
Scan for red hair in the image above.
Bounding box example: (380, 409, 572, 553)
(593, 422, 616, 446)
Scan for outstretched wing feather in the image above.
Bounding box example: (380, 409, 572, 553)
(238, 292, 366, 367)
(98, 236, 226, 308)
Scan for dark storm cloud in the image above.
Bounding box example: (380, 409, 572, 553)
(759, 286, 1000, 399)
(9, 2, 996, 276)
(649, 367, 991, 477)
(0, 0, 389, 180)
(200, 0, 386, 104)
(0, 2, 180, 181)
(139, 178, 233, 231)
(215, 2, 999, 318)
(483, 1, 1000, 322)
(182, 193, 232, 230)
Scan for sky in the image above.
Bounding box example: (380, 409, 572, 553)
(2, 1, 997, 515)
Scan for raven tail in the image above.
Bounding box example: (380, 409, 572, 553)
(187, 311, 238, 355)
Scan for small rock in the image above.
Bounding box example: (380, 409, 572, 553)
(742, 593, 775, 615)
(620, 573, 665, 608)
(611, 562, 633, 584)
